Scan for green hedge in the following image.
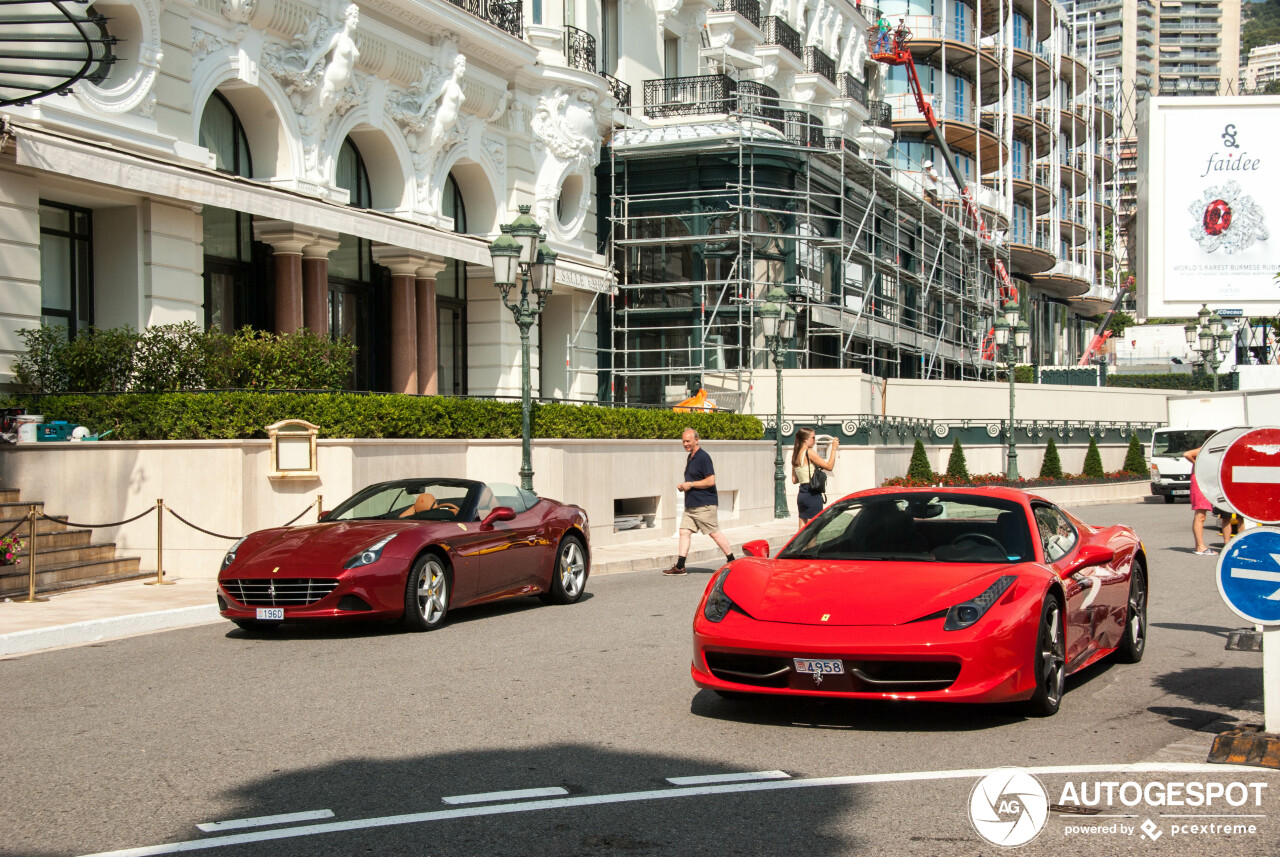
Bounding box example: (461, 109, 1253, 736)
(11, 392, 764, 441)
(1106, 372, 1237, 391)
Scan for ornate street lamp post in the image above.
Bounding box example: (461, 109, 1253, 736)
(488, 205, 557, 492)
(1184, 304, 1233, 392)
(758, 285, 796, 518)
(994, 300, 1029, 480)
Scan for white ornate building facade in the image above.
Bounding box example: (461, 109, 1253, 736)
(0, 0, 616, 397)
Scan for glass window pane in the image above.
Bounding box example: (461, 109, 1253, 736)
(40, 205, 69, 232)
(329, 234, 360, 280)
(199, 96, 237, 174)
(76, 242, 91, 329)
(40, 234, 73, 311)
(436, 260, 459, 299)
(208, 272, 235, 333)
(203, 206, 239, 259)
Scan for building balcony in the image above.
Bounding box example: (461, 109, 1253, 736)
(565, 25, 596, 73)
(1007, 227, 1056, 275)
(601, 72, 631, 109)
(717, 0, 760, 28)
(1029, 259, 1091, 298)
(867, 99, 892, 128)
(886, 92, 1007, 170)
(643, 74, 735, 119)
(835, 72, 868, 108)
(803, 45, 836, 83)
(448, 0, 522, 38)
(784, 109, 825, 147)
(760, 15, 802, 60)
(1068, 281, 1119, 316)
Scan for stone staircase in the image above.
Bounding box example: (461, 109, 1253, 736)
(0, 489, 145, 598)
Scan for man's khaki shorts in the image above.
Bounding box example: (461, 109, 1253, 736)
(680, 504, 720, 535)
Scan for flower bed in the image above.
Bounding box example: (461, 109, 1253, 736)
(881, 472, 1146, 489)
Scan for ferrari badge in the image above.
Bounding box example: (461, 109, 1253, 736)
(271, 567, 279, 574)
(821, 613, 830, 622)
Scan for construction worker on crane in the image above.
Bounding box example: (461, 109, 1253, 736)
(893, 19, 911, 53)
(872, 13, 891, 54)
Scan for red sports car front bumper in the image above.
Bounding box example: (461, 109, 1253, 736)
(217, 563, 407, 623)
(692, 598, 1042, 703)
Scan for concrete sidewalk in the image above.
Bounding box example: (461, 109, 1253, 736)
(0, 517, 801, 658)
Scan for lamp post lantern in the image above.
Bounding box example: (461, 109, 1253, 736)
(1185, 303, 1233, 392)
(759, 286, 796, 519)
(488, 206, 557, 492)
(994, 300, 1026, 480)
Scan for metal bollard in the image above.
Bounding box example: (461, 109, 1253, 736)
(145, 498, 173, 586)
(317, 494, 324, 520)
(15, 506, 47, 603)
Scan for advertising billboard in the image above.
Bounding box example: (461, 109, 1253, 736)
(1138, 97, 1280, 319)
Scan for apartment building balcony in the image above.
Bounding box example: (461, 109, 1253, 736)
(981, 0, 1009, 37)
(886, 92, 1007, 170)
(1068, 280, 1119, 316)
(600, 72, 632, 110)
(1007, 226, 1056, 275)
(868, 99, 893, 128)
(565, 25, 596, 73)
(1074, 149, 1115, 182)
(736, 80, 784, 131)
(1029, 258, 1091, 298)
(783, 109, 826, 147)
(993, 158, 1054, 215)
(643, 74, 736, 119)
(448, 0, 522, 38)
(705, 0, 764, 62)
(985, 105, 1051, 151)
(1010, 45, 1053, 100)
(757, 15, 804, 75)
(892, 16, 1006, 105)
(1042, 207, 1089, 246)
(1058, 51, 1090, 96)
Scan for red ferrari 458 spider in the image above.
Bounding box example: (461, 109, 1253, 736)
(692, 487, 1146, 715)
(217, 478, 589, 632)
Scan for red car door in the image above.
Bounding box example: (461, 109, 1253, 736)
(1034, 504, 1099, 668)
(473, 484, 546, 597)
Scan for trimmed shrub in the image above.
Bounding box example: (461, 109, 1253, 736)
(1082, 436, 1105, 478)
(1107, 372, 1236, 391)
(1122, 433, 1147, 476)
(945, 437, 969, 481)
(8, 392, 764, 441)
(13, 325, 69, 394)
(1039, 436, 1064, 479)
(907, 438, 934, 482)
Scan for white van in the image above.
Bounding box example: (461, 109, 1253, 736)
(1148, 426, 1226, 503)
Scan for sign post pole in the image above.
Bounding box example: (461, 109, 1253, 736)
(1268, 627, 1280, 734)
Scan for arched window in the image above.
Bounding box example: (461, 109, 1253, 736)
(437, 173, 469, 395)
(201, 92, 263, 333)
(329, 138, 377, 389)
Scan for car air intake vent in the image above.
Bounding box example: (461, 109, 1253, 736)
(223, 579, 339, 607)
(705, 652, 792, 688)
(847, 660, 960, 689)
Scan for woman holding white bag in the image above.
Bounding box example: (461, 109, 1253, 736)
(791, 427, 839, 531)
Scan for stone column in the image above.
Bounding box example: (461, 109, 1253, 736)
(254, 220, 335, 335)
(415, 258, 448, 395)
(372, 247, 435, 395)
(302, 232, 341, 334)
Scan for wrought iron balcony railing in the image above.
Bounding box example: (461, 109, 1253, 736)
(760, 16, 801, 58)
(836, 72, 867, 106)
(447, 0, 522, 38)
(601, 71, 631, 109)
(824, 135, 860, 156)
(0, 0, 117, 107)
(565, 25, 596, 72)
(784, 110, 824, 147)
(719, 0, 761, 29)
(736, 80, 783, 130)
(643, 74, 735, 118)
(868, 99, 892, 127)
(803, 45, 836, 83)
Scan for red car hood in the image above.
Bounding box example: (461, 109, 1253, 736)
(230, 521, 434, 577)
(721, 557, 1024, 626)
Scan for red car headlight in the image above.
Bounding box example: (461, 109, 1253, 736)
(703, 569, 735, 623)
(344, 534, 397, 569)
(944, 575, 1016, 631)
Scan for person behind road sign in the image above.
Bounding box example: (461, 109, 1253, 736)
(663, 428, 736, 575)
(1184, 446, 1216, 556)
(1218, 508, 1241, 544)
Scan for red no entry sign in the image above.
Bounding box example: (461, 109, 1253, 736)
(1221, 427, 1280, 524)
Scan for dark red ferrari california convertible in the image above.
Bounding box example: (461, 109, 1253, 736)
(692, 487, 1145, 715)
(217, 479, 589, 632)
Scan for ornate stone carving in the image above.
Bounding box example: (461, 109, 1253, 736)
(262, 3, 365, 180)
(656, 0, 682, 29)
(388, 38, 472, 211)
(220, 0, 256, 24)
(530, 86, 600, 237)
(73, 0, 164, 116)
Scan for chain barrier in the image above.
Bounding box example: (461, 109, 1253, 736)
(10, 496, 323, 598)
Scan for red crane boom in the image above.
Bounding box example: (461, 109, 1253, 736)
(869, 25, 1017, 361)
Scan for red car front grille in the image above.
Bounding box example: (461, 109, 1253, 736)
(223, 578, 339, 607)
(706, 652, 961, 692)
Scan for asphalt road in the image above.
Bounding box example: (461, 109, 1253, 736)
(2, 499, 1277, 857)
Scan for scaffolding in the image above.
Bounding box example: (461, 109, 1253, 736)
(603, 97, 1004, 407)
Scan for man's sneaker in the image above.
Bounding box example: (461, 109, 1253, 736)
(662, 564, 687, 575)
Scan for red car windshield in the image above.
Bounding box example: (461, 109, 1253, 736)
(328, 481, 474, 522)
(779, 493, 1033, 563)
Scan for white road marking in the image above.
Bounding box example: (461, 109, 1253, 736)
(441, 787, 568, 805)
(665, 771, 790, 786)
(77, 763, 1277, 857)
(196, 810, 334, 833)
(1233, 466, 1280, 484)
(1230, 558, 1280, 599)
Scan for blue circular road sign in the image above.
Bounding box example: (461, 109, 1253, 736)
(1217, 527, 1280, 626)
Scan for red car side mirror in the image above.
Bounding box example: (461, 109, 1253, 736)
(742, 539, 771, 558)
(318, 510, 331, 521)
(1061, 543, 1114, 576)
(480, 507, 517, 530)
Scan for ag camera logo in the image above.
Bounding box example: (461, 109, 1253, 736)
(969, 768, 1050, 847)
